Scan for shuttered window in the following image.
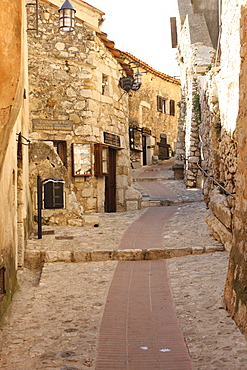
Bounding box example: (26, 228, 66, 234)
(170, 17, 178, 48)
(157, 96, 166, 113)
(170, 100, 175, 116)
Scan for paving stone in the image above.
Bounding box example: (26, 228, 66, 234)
(167, 252, 247, 370)
(0, 163, 246, 369)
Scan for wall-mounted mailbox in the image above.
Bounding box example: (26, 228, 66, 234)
(43, 178, 65, 209)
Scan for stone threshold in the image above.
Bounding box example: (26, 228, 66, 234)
(24, 244, 225, 269)
(141, 199, 204, 207)
(133, 177, 174, 182)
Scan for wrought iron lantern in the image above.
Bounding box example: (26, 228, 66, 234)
(131, 70, 142, 91)
(119, 63, 143, 93)
(58, 0, 76, 32)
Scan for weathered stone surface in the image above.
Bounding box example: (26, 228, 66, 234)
(209, 193, 232, 229)
(126, 201, 139, 211)
(27, 0, 139, 218)
(205, 210, 232, 252)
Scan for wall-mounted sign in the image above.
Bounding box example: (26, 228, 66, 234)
(104, 132, 121, 147)
(72, 143, 92, 177)
(32, 119, 73, 131)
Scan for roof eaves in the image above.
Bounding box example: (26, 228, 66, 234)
(121, 51, 181, 85)
(96, 33, 180, 84)
(73, 0, 105, 15)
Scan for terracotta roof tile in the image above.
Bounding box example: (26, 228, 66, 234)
(122, 52, 180, 85)
(96, 32, 180, 85)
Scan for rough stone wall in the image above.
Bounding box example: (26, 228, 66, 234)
(0, 0, 30, 318)
(175, 3, 216, 187)
(224, 3, 247, 339)
(128, 69, 181, 166)
(28, 0, 141, 223)
(197, 0, 245, 254)
(198, 70, 237, 252)
(176, 0, 247, 339)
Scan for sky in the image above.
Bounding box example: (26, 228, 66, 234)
(88, 0, 180, 77)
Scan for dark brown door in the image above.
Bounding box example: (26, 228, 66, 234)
(142, 135, 147, 165)
(105, 148, 116, 212)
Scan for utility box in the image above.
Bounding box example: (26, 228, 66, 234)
(43, 178, 64, 209)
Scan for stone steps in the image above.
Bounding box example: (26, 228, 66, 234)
(24, 244, 225, 269)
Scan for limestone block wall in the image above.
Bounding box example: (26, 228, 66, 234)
(224, 3, 247, 339)
(127, 65, 181, 166)
(0, 0, 31, 318)
(28, 0, 140, 222)
(197, 0, 244, 253)
(175, 3, 216, 187)
(198, 70, 237, 252)
(176, 0, 247, 338)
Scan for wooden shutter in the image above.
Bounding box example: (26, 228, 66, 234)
(170, 100, 175, 116)
(157, 96, 163, 112)
(170, 17, 178, 48)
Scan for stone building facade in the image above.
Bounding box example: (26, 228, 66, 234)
(0, 1, 30, 318)
(28, 0, 142, 226)
(175, 0, 247, 338)
(121, 53, 181, 167)
(224, 1, 247, 339)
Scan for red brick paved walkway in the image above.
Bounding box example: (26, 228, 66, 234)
(95, 261, 192, 369)
(118, 206, 178, 250)
(140, 182, 178, 201)
(119, 181, 178, 250)
(95, 165, 192, 369)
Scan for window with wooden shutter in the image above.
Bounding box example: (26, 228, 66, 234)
(157, 96, 162, 112)
(53, 141, 67, 167)
(170, 17, 178, 48)
(94, 143, 109, 176)
(170, 100, 175, 116)
(157, 96, 166, 113)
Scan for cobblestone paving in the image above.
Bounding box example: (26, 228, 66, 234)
(168, 253, 247, 370)
(0, 262, 117, 370)
(163, 201, 223, 251)
(27, 210, 146, 253)
(0, 164, 247, 369)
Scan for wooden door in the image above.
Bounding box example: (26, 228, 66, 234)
(142, 135, 147, 165)
(105, 148, 116, 212)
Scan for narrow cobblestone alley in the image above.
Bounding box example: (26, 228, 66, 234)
(0, 161, 247, 370)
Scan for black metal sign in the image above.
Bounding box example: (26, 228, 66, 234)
(104, 132, 121, 147)
(119, 76, 134, 92)
(32, 119, 73, 131)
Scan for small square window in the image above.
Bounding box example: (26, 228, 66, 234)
(102, 74, 109, 95)
(53, 141, 67, 167)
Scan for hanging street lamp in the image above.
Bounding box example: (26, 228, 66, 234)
(58, 0, 76, 32)
(131, 69, 142, 91)
(119, 63, 143, 93)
